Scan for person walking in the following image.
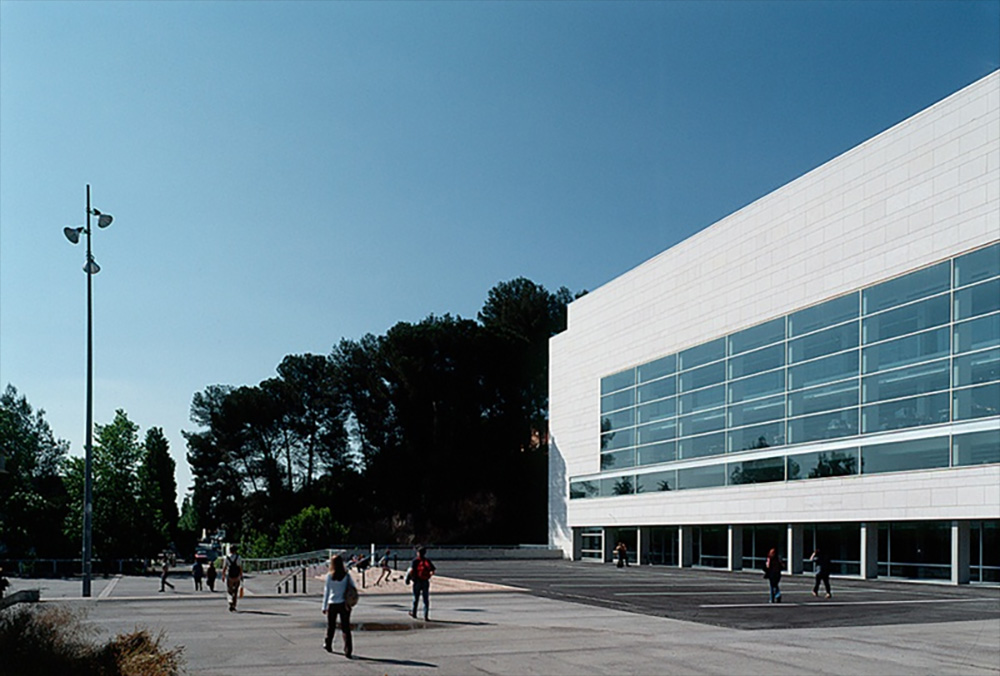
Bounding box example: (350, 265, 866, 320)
(809, 547, 832, 599)
(762, 548, 783, 603)
(159, 557, 175, 592)
(206, 560, 217, 592)
(615, 541, 630, 568)
(192, 559, 204, 591)
(322, 554, 356, 658)
(407, 546, 436, 621)
(222, 545, 243, 612)
(375, 549, 393, 586)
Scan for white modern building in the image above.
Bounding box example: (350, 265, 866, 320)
(548, 71, 1000, 584)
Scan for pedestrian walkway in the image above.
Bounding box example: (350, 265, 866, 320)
(4, 562, 998, 675)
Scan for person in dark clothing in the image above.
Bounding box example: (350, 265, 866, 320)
(762, 548, 783, 603)
(809, 548, 832, 598)
(192, 559, 204, 591)
(615, 541, 630, 568)
(206, 561, 217, 592)
(406, 547, 436, 621)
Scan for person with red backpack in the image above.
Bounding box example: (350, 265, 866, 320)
(406, 546, 436, 621)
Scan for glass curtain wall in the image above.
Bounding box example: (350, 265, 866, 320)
(579, 527, 604, 561)
(803, 523, 861, 575)
(743, 524, 787, 571)
(578, 243, 1000, 499)
(877, 521, 951, 580)
(647, 527, 679, 566)
(970, 520, 999, 583)
(692, 525, 728, 568)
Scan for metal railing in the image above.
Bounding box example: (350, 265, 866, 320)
(275, 566, 308, 594)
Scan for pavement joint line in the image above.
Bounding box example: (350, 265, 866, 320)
(97, 575, 122, 599)
(700, 597, 999, 609)
(616, 589, 885, 596)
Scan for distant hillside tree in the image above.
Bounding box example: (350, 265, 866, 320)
(0, 385, 72, 558)
(138, 427, 179, 554)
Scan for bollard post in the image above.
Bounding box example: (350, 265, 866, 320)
(302, 567, 307, 594)
(361, 567, 366, 589)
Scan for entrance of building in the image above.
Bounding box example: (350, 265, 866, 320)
(609, 527, 638, 565)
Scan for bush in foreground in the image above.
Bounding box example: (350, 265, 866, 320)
(0, 603, 184, 676)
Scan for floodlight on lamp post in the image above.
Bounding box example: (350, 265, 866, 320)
(63, 184, 113, 598)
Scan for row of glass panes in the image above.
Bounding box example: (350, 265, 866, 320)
(602, 342, 1000, 442)
(572, 428, 1000, 499)
(605, 339, 999, 433)
(601, 316, 1000, 455)
(602, 287, 1000, 414)
(599, 380, 999, 470)
(601, 243, 1000, 399)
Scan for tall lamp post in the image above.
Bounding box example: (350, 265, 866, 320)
(63, 184, 113, 598)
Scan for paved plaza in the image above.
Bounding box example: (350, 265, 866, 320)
(6, 560, 999, 675)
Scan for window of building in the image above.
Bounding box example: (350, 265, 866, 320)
(743, 524, 786, 571)
(787, 448, 859, 480)
(647, 527, 678, 566)
(693, 525, 728, 568)
(803, 523, 861, 575)
(953, 382, 1000, 421)
(676, 464, 726, 489)
(636, 469, 676, 493)
(788, 321, 859, 363)
(862, 262, 950, 315)
(728, 317, 785, 356)
(970, 520, 1000, 583)
(861, 437, 950, 475)
(878, 521, 951, 580)
(788, 293, 859, 337)
(953, 242, 1000, 287)
(636, 441, 676, 466)
(952, 428, 1000, 467)
(728, 456, 784, 485)
(579, 527, 604, 561)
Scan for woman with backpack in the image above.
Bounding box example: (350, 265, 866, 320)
(222, 545, 243, 612)
(322, 554, 357, 658)
(407, 546, 436, 621)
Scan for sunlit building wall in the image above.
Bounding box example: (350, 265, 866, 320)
(548, 71, 1000, 583)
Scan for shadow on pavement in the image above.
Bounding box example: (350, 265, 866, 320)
(349, 654, 437, 668)
(237, 609, 291, 616)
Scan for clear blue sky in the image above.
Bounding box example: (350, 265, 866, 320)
(2, 0, 998, 503)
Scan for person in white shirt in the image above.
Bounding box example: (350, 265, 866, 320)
(322, 554, 357, 658)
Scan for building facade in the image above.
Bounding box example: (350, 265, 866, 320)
(548, 72, 1000, 584)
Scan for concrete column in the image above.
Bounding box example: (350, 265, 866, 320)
(861, 522, 879, 579)
(638, 527, 651, 566)
(728, 525, 743, 571)
(679, 526, 693, 568)
(951, 521, 971, 585)
(788, 524, 804, 574)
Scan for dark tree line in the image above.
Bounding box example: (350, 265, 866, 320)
(0, 386, 179, 566)
(184, 278, 577, 549)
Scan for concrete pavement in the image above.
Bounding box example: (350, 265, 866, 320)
(4, 562, 998, 675)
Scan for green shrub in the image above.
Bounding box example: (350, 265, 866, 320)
(273, 505, 348, 556)
(0, 604, 183, 676)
